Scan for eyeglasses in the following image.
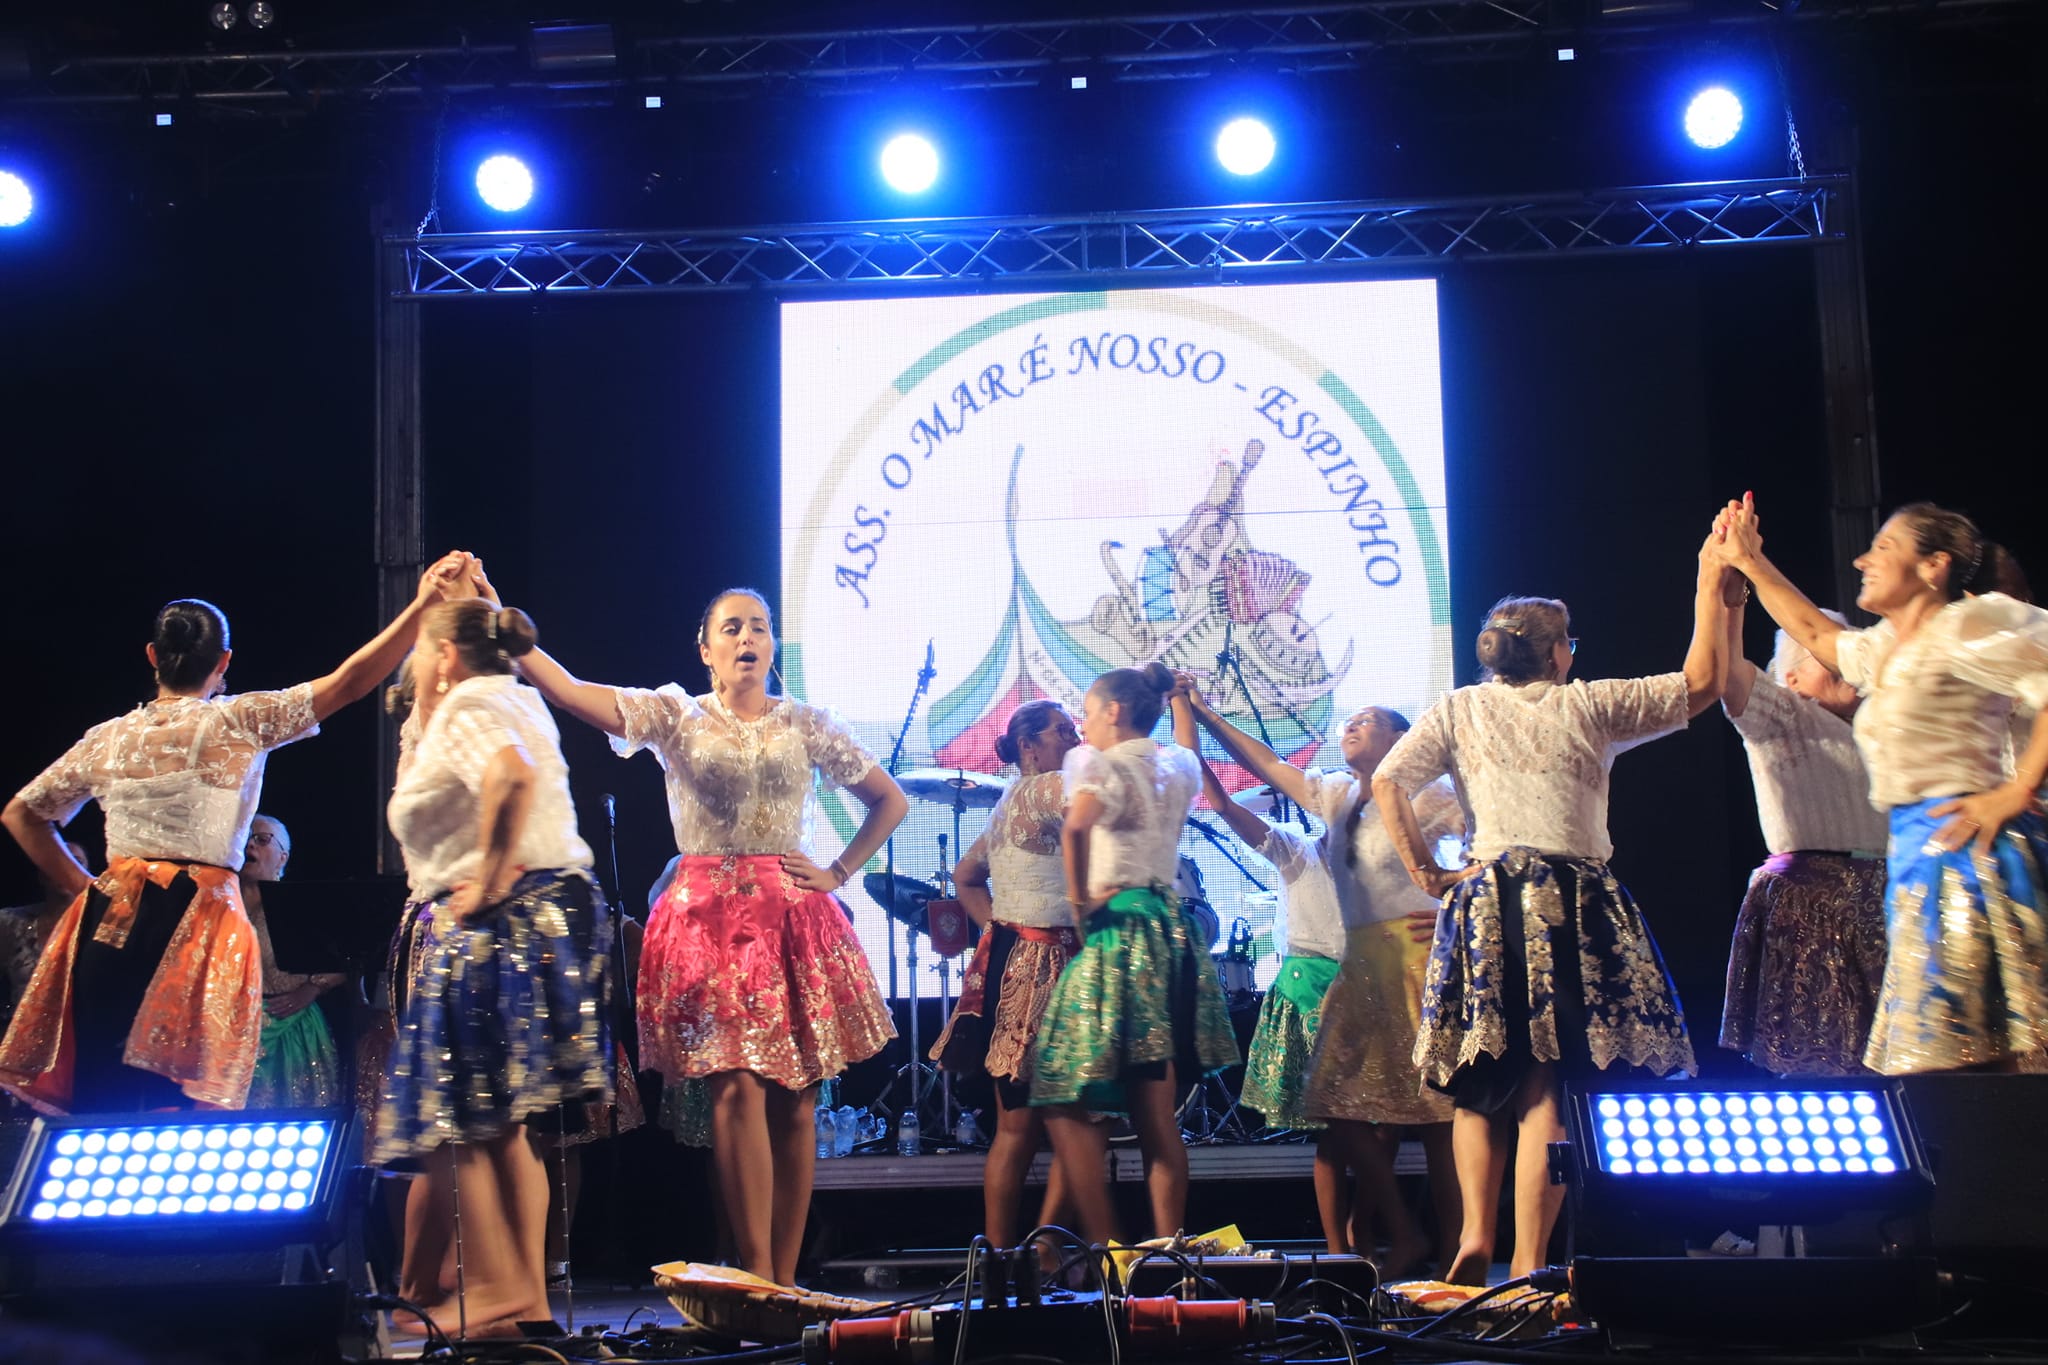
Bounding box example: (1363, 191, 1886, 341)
(1567, 638, 1579, 655)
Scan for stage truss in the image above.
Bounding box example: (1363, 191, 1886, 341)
(395, 178, 1843, 299)
(372, 172, 1876, 870)
(11, 0, 2033, 112)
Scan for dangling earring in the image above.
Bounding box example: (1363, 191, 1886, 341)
(435, 665, 450, 696)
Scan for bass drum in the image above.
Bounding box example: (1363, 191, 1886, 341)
(1174, 854, 1221, 952)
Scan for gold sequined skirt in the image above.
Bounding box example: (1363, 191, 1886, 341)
(1303, 925, 1453, 1126)
(1721, 852, 1887, 1077)
(1864, 801, 2048, 1075)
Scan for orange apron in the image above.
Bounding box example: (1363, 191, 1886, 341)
(0, 856, 262, 1113)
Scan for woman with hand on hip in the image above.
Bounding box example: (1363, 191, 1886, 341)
(378, 595, 616, 1336)
(1372, 534, 1730, 1283)
(516, 586, 903, 1287)
(930, 700, 1082, 1252)
(0, 555, 468, 1114)
(1712, 495, 2048, 1074)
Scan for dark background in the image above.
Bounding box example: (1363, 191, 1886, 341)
(0, 8, 2039, 1264)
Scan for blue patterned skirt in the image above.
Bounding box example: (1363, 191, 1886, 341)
(372, 869, 614, 1165)
(1864, 799, 2048, 1074)
(1414, 848, 1695, 1112)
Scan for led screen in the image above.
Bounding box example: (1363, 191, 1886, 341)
(782, 282, 1450, 993)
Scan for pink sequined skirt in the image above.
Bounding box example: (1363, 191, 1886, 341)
(640, 855, 895, 1091)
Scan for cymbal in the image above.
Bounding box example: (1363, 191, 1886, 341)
(1230, 786, 1282, 815)
(861, 871, 944, 933)
(896, 768, 1011, 809)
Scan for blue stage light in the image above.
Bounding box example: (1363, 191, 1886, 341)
(1578, 1085, 1915, 1181)
(3, 1114, 345, 1231)
(475, 155, 535, 212)
(1684, 87, 1744, 149)
(879, 134, 940, 194)
(1215, 117, 1276, 176)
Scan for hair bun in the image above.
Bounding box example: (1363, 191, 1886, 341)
(993, 733, 1021, 766)
(1138, 660, 1175, 695)
(495, 607, 539, 658)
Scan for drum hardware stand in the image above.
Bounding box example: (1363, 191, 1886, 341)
(1179, 1069, 1252, 1145)
(1214, 621, 1312, 833)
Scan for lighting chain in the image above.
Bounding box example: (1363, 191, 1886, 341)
(416, 99, 447, 239)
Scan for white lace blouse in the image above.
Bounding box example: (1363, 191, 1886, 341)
(1834, 594, 2048, 810)
(1299, 770, 1463, 929)
(17, 686, 320, 871)
(965, 769, 1070, 929)
(387, 675, 593, 897)
(1062, 739, 1201, 899)
(1727, 671, 1887, 855)
(1256, 822, 1346, 960)
(612, 686, 877, 856)
(1376, 675, 1690, 863)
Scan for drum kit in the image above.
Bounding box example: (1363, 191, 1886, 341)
(862, 767, 1009, 1145)
(858, 764, 1287, 1146)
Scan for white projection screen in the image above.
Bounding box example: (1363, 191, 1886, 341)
(781, 281, 1450, 996)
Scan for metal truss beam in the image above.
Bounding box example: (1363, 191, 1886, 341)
(9, 0, 2034, 113)
(394, 178, 1843, 299)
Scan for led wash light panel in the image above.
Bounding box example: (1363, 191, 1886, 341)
(1587, 1090, 1904, 1177)
(11, 1118, 336, 1224)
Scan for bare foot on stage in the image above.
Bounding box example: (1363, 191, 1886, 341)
(1443, 1244, 1493, 1286)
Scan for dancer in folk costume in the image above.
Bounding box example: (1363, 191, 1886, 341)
(241, 815, 347, 1108)
(1373, 535, 1730, 1283)
(1030, 663, 1239, 1246)
(1715, 578, 1890, 1076)
(1712, 495, 2048, 1074)
(518, 587, 903, 1287)
(930, 700, 1082, 1249)
(1180, 682, 1462, 1269)
(0, 557, 467, 1114)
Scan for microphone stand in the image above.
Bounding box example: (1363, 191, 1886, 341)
(1183, 816, 1270, 893)
(1215, 620, 1314, 834)
(875, 643, 936, 1138)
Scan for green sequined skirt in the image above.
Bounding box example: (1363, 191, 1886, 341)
(1028, 886, 1240, 1112)
(1239, 954, 1338, 1130)
(247, 1004, 342, 1110)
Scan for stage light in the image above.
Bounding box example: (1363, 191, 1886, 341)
(246, 1, 275, 29)
(155, 111, 174, 127)
(208, 2, 237, 30)
(475, 154, 535, 212)
(1, 1111, 358, 1357)
(1071, 75, 1088, 89)
(1558, 47, 1576, 61)
(1215, 117, 1276, 176)
(1684, 86, 1744, 149)
(879, 134, 939, 194)
(5, 1114, 342, 1229)
(645, 94, 663, 109)
(0, 170, 31, 228)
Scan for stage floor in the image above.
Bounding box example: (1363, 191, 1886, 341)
(811, 1139, 1428, 1189)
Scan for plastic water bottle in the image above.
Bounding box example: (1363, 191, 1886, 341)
(896, 1108, 922, 1157)
(954, 1110, 979, 1147)
(816, 1103, 836, 1160)
(834, 1103, 857, 1157)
